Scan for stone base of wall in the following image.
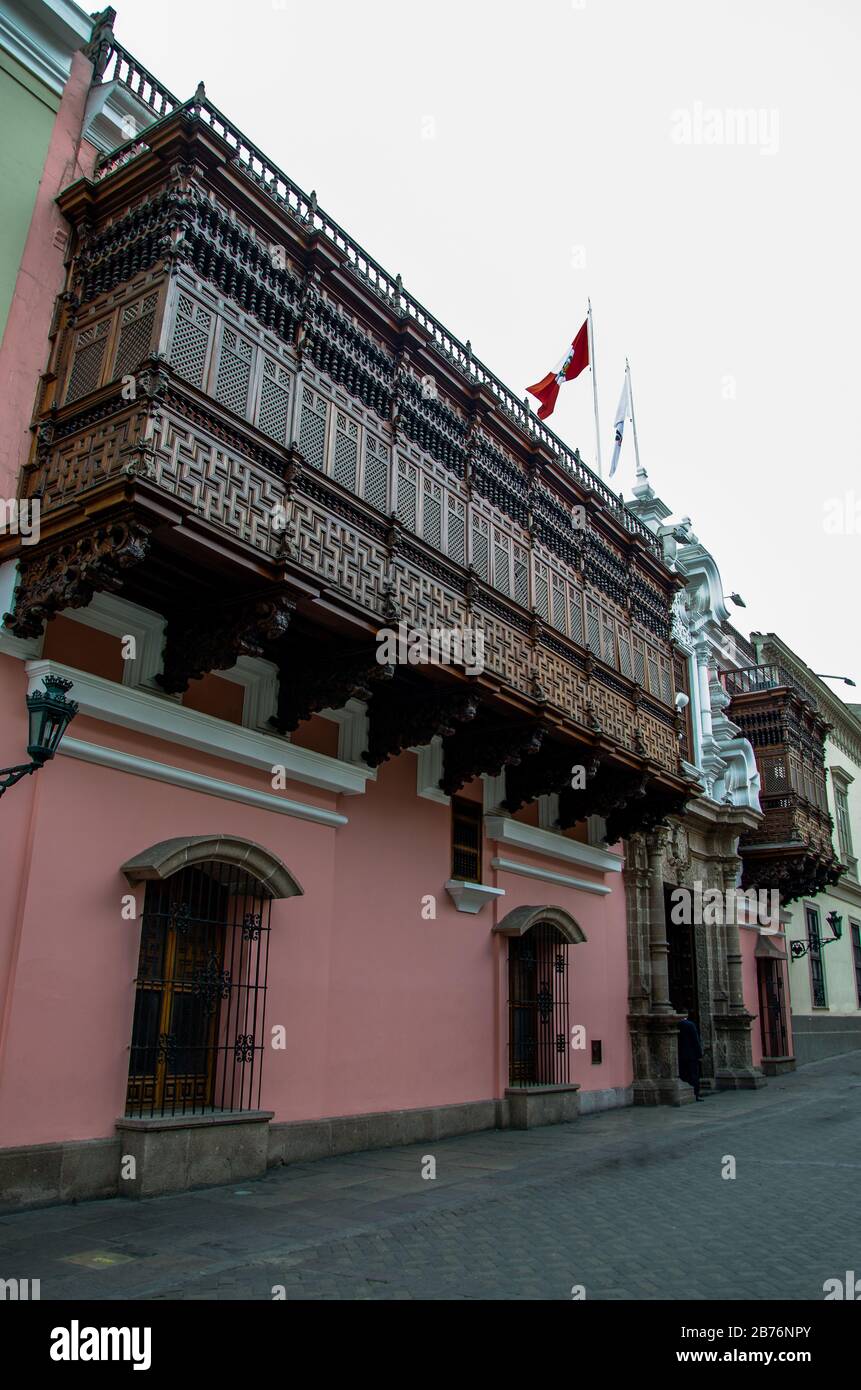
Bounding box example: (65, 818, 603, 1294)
(115, 1111, 273, 1198)
(576, 1085, 632, 1115)
(791, 1014, 861, 1066)
(0, 1137, 121, 1213)
(714, 1067, 767, 1090)
(0, 1086, 633, 1211)
(760, 1055, 796, 1076)
(504, 1085, 580, 1130)
(267, 1099, 500, 1166)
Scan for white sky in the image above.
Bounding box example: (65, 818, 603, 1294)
(115, 0, 860, 688)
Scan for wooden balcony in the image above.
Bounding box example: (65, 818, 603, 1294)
(722, 665, 841, 901)
(0, 60, 695, 832)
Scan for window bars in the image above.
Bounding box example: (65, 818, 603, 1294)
(126, 863, 271, 1118)
(508, 924, 571, 1087)
(451, 799, 483, 883)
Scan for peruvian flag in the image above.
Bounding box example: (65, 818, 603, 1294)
(527, 318, 590, 420)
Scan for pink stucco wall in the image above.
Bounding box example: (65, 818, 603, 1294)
(0, 51, 96, 499)
(0, 650, 634, 1149)
(740, 926, 794, 1068)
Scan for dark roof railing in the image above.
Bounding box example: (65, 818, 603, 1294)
(721, 664, 809, 700)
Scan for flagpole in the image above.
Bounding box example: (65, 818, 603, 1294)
(626, 357, 641, 472)
(587, 299, 603, 478)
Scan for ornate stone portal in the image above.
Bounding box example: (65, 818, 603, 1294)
(626, 804, 766, 1105)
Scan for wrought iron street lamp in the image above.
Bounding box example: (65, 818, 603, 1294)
(790, 910, 843, 959)
(0, 675, 78, 797)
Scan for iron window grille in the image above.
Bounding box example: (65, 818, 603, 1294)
(125, 863, 271, 1118)
(451, 797, 483, 883)
(805, 905, 827, 1009)
(835, 785, 853, 864)
(851, 922, 861, 1009)
(757, 957, 789, 1059)
(508, 923, 571, 1087)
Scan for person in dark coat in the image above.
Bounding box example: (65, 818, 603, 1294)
(678, 1011, 705, 1100)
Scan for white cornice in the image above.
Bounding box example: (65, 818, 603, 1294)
(0, 0, 92, 97)
(24, 659, 375, 798)
(58, 737, 348, 828)
(484, 815, 623, 875)
(491, 857, 612, 896)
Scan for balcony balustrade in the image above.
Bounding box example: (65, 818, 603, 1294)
(721, 667, 841, 901)
(0, 43, 696, 832)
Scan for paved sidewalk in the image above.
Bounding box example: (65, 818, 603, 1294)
(2, 1053, 860, 1300)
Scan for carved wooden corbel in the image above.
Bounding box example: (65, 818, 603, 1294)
(3, 519, 151, 639)
(363, 684, 479, 768)
(157, 588, 297, 695)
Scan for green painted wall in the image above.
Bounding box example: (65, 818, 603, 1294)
(0, 46, 59, 337)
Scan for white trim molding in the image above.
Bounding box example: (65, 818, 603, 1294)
(445, 880, 506, 915)
(321, 699, 370, 766)
(482, 772, 508, 814)
(219, 656, 279, 731)
(413, 737, 449, 804)
(59, 737, 348, 828)
(483, 815, 624, 875)
(24, 659, 376, 798)
(62, 592, 167, 690)
(491, 858, 612, 896)
(82, 77, 157, 154)
(0, 0, 92, 98)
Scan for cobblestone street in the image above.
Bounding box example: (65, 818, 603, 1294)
(2, 1053, 859, 1301)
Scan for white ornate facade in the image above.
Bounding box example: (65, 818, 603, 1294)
(630, 467, 761, 813)
(623, 467, 772, 1101)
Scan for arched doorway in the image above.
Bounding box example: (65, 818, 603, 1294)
(122, 836, 302, 1118)
(494, 906, 586, 1088)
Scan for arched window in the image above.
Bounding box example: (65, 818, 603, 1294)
(494, 906, 586, 1089)
(122, 837, 302, 1118)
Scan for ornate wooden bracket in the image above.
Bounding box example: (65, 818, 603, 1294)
(270, 646, 394, 735)
(602, 781, 691, 845)
(561, 766, 650, 836)
(440, 715, 546, 797)
(157, 588, 297, 695)
(739, 847, 842, 903)
(3, 518, 151, 640)
(503, 737, 597, 812)
(363, 682, 479, 768)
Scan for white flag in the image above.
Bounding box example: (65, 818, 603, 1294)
(609, 371, 631, 479)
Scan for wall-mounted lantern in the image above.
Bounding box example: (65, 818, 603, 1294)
(0, 675, 78, 798)
(790, 910, 843, 959)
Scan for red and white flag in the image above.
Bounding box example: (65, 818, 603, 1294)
(527, 318, 590, 420)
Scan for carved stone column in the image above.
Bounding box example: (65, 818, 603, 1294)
(647, 828, 673, 1014)
(626, 830, 692, 1106)
(713, 853, 766, 1090)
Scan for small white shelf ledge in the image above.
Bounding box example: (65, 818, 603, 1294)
(445, 881, 506, 915)
(483, 815, 623, 875)
(491, 857, 612, 896)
